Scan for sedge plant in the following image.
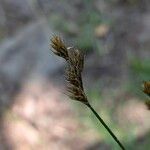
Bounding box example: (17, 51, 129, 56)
(50, 36, 125, 150)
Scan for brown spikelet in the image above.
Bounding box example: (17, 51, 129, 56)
(50, 36, 88, 104)
(143, 81, 150, 97)
(65, 63, 88, 104)
(68, 48, 84, 73)
(51, 36, 68, 60)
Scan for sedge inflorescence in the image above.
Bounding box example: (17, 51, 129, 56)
(143, 81, 150, 110)
(50, 35, 126, 150)
(51, 36, 88, 105)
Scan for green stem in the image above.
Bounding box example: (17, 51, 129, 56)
(86, 103, 125, 150)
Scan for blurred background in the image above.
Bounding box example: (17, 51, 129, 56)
(0, 0, 150, 149)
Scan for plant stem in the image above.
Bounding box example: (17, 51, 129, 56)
(86, 103, 125, 150)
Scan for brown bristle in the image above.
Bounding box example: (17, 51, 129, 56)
(143, 81, 150, 97)
(50, 36, 68, 60)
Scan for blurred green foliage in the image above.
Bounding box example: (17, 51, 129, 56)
(49, 0, 109, 52)
(130, 58, 150, 80)
(129, 57, 150, 97)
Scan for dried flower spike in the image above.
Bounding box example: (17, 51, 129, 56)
(143, 81, 150, 110)
(143, 81, 150, 97)
(50, 36, 88, 105)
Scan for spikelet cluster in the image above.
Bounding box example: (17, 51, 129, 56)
(51, 36, 68, 60)
(143, 81, 150, 110)
(143, 81, 150, 97)
(50, 36, 88, 104)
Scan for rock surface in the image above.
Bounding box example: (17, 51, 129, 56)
(0, 19, 64, 83)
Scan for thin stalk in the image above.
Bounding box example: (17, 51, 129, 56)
(86, 103, 125, 150)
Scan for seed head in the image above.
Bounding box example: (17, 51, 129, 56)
(143, 81, 150, 97)
(50, 36, 88, 105)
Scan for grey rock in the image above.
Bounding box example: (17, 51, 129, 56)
(0, 19, 64, 82)
(0, 0, 36, 35)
